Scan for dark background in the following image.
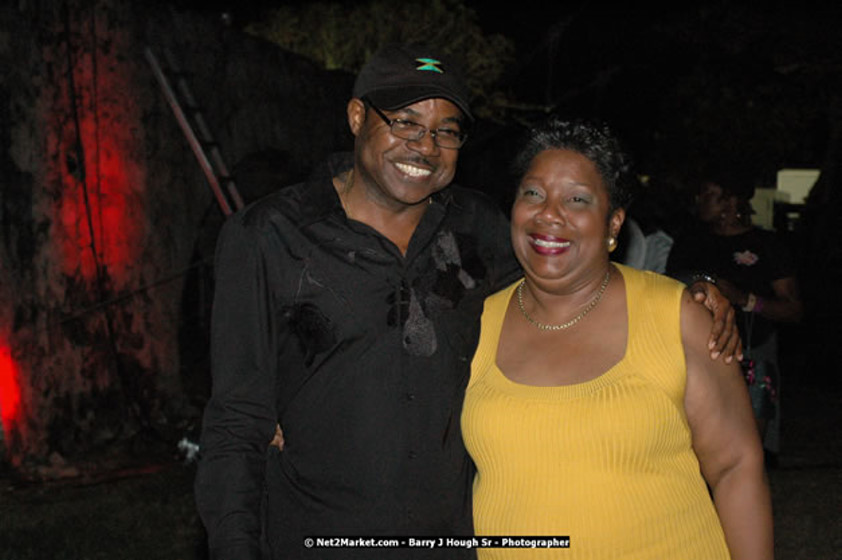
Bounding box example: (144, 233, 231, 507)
(172, 1, 839, 204)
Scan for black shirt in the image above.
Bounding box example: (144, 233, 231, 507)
(195, 153, 519, 559)
(667, 226, 796, 346)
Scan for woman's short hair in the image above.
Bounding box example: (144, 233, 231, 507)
(511, 117, 634, 212)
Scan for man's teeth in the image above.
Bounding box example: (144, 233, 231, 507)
(532, 238, 570, 249)
(395, 162, 432, 178)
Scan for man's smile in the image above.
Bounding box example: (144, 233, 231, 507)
(394, 161, 433, 178)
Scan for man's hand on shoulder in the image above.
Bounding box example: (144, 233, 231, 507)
(688, 280, 743, 363)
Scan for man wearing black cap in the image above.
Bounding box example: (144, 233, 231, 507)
(195, 43, 516, 560)
(195, 44, 738, 559)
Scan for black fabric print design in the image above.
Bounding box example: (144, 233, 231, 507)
(429, 230, 485, 308)
(385, 280, 437, 356)
(283, 303, 337, 367)
(386, 280, 411, 328)
(402, 289, 437, 357)
(384, 231, 488, 356)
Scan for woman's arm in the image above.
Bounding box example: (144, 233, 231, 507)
(681, 289, 774, 560)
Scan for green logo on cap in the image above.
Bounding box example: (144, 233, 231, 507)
(415, 58, 444, 73)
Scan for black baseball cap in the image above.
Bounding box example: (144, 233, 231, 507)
(352, 43, 474, 121)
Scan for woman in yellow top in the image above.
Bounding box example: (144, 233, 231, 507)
(462, 119, 772, 559)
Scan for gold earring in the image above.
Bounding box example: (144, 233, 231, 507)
(607, 237, 617, 252)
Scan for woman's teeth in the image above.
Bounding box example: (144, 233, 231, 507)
(531, 238, 570, 249)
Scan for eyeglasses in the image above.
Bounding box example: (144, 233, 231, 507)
(363, 97, 468, 150)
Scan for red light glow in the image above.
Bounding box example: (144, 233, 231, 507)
(0, 343, 22, 435)
(56, 31, 143, 285)
(60, 128, 139, 282)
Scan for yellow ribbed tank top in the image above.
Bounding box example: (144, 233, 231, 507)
(462, 264, 730, 559)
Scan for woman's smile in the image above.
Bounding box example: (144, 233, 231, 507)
(528, 233, 571, 254)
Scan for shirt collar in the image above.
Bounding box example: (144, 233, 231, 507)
(296, 153, 352, 226)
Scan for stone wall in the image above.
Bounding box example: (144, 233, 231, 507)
(0, 0, 353, 472)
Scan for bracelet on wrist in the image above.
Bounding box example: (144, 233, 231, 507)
(690, 272, 718, 286)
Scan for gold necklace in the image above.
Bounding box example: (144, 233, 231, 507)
(517, 270, 611, 331)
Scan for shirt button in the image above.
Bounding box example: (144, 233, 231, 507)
(408, 450, 417, 459)
(406, 393, 415, 401)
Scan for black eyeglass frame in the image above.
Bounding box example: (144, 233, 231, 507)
(362, 97, 468, 150)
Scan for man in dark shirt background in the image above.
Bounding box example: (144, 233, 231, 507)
(195, 44, 738, 560)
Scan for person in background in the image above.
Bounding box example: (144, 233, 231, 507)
(463, 118, 772, 559)
(668, 172, 803, 460)
(618, 177, 683, 274)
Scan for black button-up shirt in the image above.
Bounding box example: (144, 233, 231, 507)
(196, 153, 519, 559)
